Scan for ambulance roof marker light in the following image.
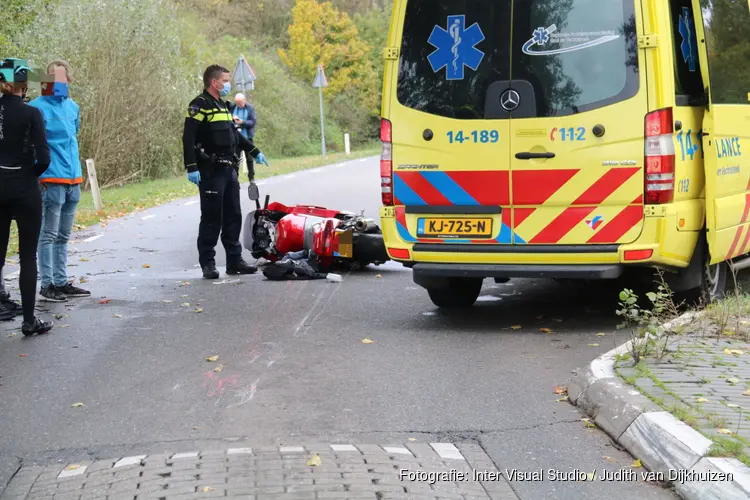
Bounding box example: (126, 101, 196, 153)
(644, 108, 675, 205)
(380, 118, 393, 206)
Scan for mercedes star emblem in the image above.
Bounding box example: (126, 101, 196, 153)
(500, 89, 520, 111)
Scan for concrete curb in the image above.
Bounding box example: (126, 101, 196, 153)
(568, 311, 750, 499)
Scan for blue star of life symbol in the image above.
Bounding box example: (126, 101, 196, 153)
(427, 15, 485, 81)
(533, 27, 550, 45)
(679, 7, 697, 72)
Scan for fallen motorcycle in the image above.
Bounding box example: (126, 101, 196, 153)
(243, 183, 390, 279)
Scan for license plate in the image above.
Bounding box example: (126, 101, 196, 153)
(417, 218, 493, 238)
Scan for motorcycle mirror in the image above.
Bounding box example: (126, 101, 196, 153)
(247, 182, 260, 201)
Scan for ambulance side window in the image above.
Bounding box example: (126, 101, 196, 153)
(669, 0, 703, 106)
(700, 0, 750, 105)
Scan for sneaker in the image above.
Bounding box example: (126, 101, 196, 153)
(226, 259, 257, 275)
(202, 263, 219, 280)
(57, 283, 91, 298)
(22, 317, 53, 336)
(0, 292, 23, 316)
(39, 285, 67, 302)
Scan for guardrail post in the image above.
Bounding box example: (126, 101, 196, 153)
(85, 158, 103, 211)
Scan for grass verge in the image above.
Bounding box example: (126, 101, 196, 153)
(4, 147, 378, 259)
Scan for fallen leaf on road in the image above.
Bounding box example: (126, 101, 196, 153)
(206, 355, 219, 362)
(743, 390, 750, 396)
(726, 403, 741, 409)
(589, 343, 600, 347)
(60, 325, 70, 328)
(603, 456, 616, 463)
(540, 328, 553, 334)
(18, 354, 27, 357)
(554, 385, 568, 395)
(696, 397, 710, 403)
(201, 487, 214, 492)
(98, 299, 111, 304)
(71, 402, 84, 408)
(555, 397, 568, 402)
(510, 325, 522, 330)
(306, 454, 322, 467)
(596, 332, 607, 337)
(180, 281, 191, 287)
(408, 438, 417, 442)
(728, 378, 740, 385)
(79, 277, 88, 284)
(718, 428, 734, 435)
(181, 303, 190, 307)
(54, 314, 66, 320)
(582, 418, 596, 429)
(586, 472, 596, 481)
(195, 308, 203, 313)
(161, 300, 173, 303)
(375, 275, 382, 279)
(631, 459, 642, 468)
(724, 349, 744, 356)
(361, 339, 374, 344)
(65, 464, 81, 471)
(112, 314, 122, 319)
(180, 295, 189, 298)
(142, 264, 151, 268)
(79, 258, 89, 262)
(552, 318, 564, 322)
(213, 364, 223, 373)
(7, 333, 16, 338)
(192, 427, 200, 430)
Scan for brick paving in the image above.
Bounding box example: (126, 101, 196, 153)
(616, 333, 750, 459)
(0, 443, 518, 500)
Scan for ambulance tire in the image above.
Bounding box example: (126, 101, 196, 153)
(699, 260, 727, 304)
(426, 278, 483, 308)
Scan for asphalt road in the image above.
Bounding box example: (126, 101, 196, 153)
(0, 157, 677, 499)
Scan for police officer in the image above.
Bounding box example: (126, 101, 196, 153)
(183, 64, 270, 279)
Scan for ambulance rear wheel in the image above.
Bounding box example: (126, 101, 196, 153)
(426, 278, 483, 308)
(700, 259, 727, 304)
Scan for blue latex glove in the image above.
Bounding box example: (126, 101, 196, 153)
(187, 171, 200, 185)
(256, 152, 270, 166)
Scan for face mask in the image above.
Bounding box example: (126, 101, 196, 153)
(219, 81, 231, 97)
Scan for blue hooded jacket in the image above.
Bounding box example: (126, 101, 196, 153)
(28, 95, 83, 184)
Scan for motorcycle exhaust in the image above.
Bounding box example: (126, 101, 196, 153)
(354, 219, 377, 232)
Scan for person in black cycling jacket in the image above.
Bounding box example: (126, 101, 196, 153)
(0, 59, 54, 335)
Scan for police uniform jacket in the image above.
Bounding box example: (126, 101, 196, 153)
(182, 90, 261, 173)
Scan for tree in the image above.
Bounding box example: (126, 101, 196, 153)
(278, 0, 373, 97)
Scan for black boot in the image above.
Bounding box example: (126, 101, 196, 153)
(1, 292, 24, 317)
(0, 302, 14, 321)
(202, 263, 220, 279)
(226, 258, 257, 275)
(22, 317, 53, 336)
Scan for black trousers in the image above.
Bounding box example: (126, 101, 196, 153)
(0, 177, 42, 323)
(197, 164, 243, 267)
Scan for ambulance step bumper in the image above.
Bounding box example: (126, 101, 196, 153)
(412, 263, 624, 281)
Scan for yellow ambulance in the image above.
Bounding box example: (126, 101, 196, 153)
(378, 0, 750, 308)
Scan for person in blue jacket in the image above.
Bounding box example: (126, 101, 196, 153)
(28, 60, 91, 302)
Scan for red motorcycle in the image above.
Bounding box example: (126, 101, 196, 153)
(243, 184, 389, 273)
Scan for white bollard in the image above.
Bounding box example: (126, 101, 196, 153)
(85, 159, 103, 211)
(344, 133, 351, 155)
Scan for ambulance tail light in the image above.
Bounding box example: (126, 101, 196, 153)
(644, 108, 675, 204)
(380, 118, 393, 206)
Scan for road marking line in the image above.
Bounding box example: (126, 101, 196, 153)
(383, 447, 412, 455)
(141, 215, 155, 220)
(184, 200, 199, 206)
(113, 455, 146, 468)
(171, 451, 198, 460)
(82, 234, 103, 243)
(57, 465, 88, 478)
(430, 443, 465, 460)
(279, 446, 305, 453)
(227, 448, 253, 455)
(330, 444, 358, 452)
